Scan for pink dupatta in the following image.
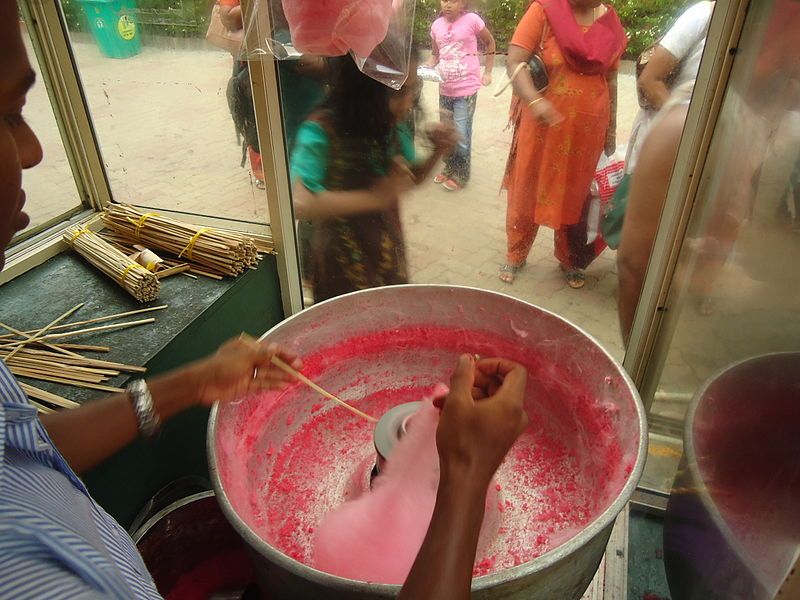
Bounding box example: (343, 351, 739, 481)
(538, 0, 627, 74)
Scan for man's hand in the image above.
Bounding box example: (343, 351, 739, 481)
(434, 355, 529, 485)
(194, 335, 301, 406)
(399, 355, 528, 600)
(482, 71, 492, 86)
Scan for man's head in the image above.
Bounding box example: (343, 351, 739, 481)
(0, 0, 43, 270)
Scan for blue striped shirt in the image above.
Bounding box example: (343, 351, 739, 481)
(0, 362, 162, 599)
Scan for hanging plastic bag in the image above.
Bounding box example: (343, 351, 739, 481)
(240, 0, 416, 90)
(588, 147, 625, 244)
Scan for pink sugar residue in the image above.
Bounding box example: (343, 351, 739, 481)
(216, 325, 637, 582)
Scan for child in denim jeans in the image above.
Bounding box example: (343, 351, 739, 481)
(426, 0, 495, 191)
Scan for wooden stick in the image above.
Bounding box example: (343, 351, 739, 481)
(4, 355, 120, 377)
(270, 356, 377, 422)
(2, 303, 84, 361)
(155, 264, 190, 279)
(0, 305, 168, 340)
(49, 343, 111, 352)
(31, 400, 56, 415)
(10, 367, 125, 393)
(0, 321, 84, 358)
(3, 348, 145, 372)
(20, 382, 80, 409)
(0, 318, 156, 347)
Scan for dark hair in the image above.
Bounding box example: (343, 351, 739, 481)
(322, 55, 396, 145)
(321, 43, 420, 145)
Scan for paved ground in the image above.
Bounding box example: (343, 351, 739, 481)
(23, 39, 635, 358)
(21, 38, 800, 431)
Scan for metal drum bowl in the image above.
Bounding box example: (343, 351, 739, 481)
(132, 491, 255, 598)
(664, 352, 800, 600)
(209, 285, 647, 599)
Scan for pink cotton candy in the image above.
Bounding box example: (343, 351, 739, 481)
(282, 0, 393, 57)
(313, 389, 445, 584)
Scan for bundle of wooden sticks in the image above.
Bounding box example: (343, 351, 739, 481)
(0, 303, 164, 413)
(64, 225, 160, 302)
(102, 204, 261, 278)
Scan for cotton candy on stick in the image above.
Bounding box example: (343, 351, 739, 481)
(282, 0, 393, 57)
(313, 384, 499, 584)
(313, 393, 440, 583)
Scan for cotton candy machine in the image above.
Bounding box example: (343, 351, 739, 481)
(209, 285, 646, 599)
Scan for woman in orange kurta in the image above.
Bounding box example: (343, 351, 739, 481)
(500, 0, 626, 288)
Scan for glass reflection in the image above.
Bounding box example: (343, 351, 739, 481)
(15, 23, 82, 239)
(59, 0, 269, 221)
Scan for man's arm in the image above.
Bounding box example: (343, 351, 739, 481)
(399, 356, 528, 600)
(41, 337, 299, 474)
(618, 105, 687, 343)
(638, 46, 681, 111)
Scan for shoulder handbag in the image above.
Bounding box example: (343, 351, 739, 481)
(494, 15, 549, 98)
(206, 3, 244, 55)
(528, 20, 550, 92)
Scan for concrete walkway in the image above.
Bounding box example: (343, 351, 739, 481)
(25, 40, 796, 429)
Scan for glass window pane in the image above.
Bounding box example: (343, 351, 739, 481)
(286, 1, 712, 367)
(16, 22, 82, 240)
(643, 0, 800, 597)
(58, 0, 269, 223)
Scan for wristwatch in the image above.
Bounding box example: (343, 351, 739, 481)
(126, 379, 161, 439)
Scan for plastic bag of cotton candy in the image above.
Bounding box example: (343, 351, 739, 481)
(313, 383, 498, 584)
(240, 0, 417, 90)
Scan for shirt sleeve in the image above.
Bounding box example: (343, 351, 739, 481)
(660, 2, 713, 61)
(471, 12, 486, 35)
(510, 2, 546, 53)
(396, 124, 416, 164)
(290, 121, 330, 194)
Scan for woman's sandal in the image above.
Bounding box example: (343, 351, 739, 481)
(499, 262, 525, 284)
(564, 268, 586, 289)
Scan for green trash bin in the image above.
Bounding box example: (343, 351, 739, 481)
(78, 0, 141, 59)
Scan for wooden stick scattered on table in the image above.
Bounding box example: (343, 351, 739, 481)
(270, 356, 377, 422)
(0, 305, 168, 340)
(30, 400, 56, 415)
(9, 367, 125, 393)
(0, 321, 85, 358)
(3, 303, 84, 362)
(0, 318, 156, 348)
(19, 382, 80, 409)
(49, 343, 111, 353)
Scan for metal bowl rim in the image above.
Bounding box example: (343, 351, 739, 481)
(680, 350, 800, 587)
(131, 490, 216, 544)
(208, 284, 648, 591)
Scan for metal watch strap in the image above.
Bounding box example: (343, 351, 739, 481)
(127, 379, 161, 439)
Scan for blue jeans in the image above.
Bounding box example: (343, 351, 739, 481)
(439, 93, 478, 185)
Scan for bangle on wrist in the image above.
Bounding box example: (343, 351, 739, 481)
(127, 379, 161, 439)
(528, 97, 544, 107)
